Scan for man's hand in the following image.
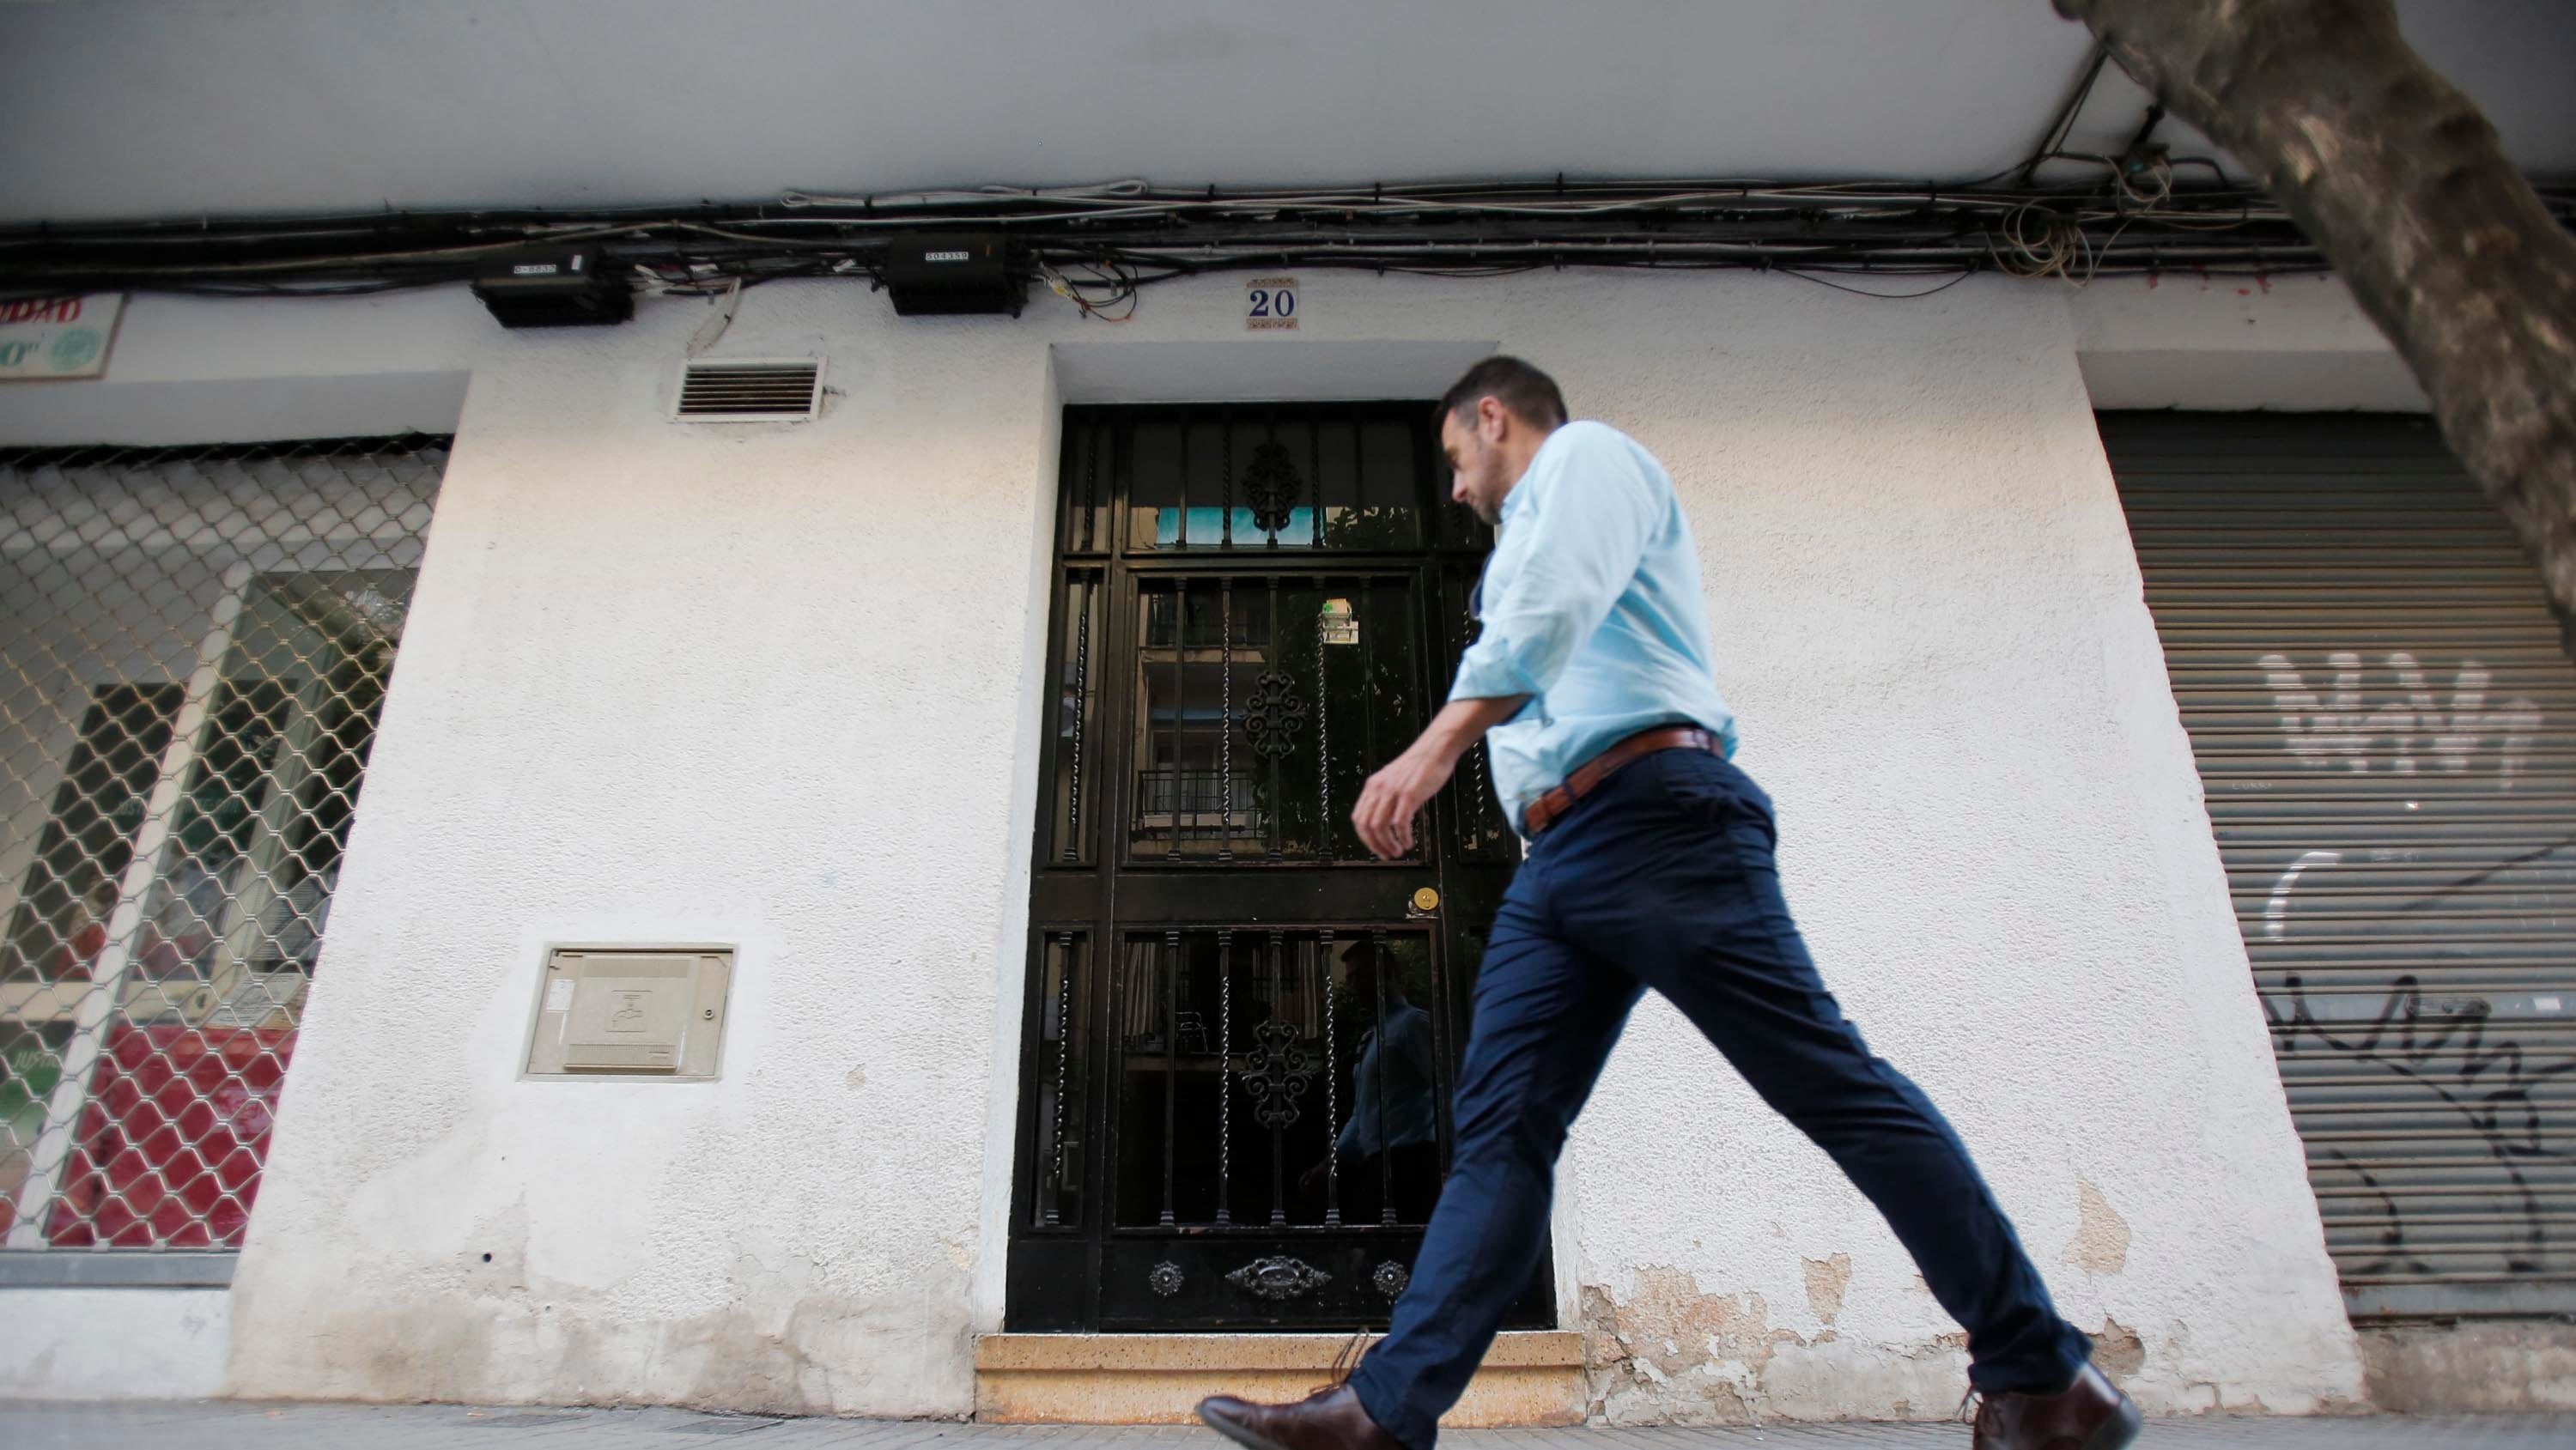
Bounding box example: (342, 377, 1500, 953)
(1352, 745, 1455, 859)
(1351, 695, 1529, 859)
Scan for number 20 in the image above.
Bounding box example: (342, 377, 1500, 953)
(1249, 288, 1297, 319)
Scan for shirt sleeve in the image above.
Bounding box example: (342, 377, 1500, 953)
(1449, 429, 1666, 702)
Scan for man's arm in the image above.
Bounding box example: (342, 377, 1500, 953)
(1352, 694, 1528, 859)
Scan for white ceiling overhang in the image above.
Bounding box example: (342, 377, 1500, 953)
(0, 0, 2567, 223)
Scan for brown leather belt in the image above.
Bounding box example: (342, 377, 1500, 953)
(1521, 725, 1722, 838)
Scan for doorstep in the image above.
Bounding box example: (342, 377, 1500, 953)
(973, 1332, 1587, 1426)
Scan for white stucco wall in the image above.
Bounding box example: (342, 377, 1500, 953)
(0, 1289, 229, 1398)
(1543, 277, 2367, 1422)
(0, 269, 2395, 1418)
(2070, 273, 2430, 414)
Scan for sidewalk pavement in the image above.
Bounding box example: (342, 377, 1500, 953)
(6, 1402, 2573, 1450)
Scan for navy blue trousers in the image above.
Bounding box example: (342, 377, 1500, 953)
(1347, 749, 2090, 1449)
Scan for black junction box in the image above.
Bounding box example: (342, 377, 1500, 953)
(883, 234, 1023, 316)
(471, 249, 634, 328)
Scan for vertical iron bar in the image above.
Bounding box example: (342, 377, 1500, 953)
(1372, 930, 1395, 1225)
(1431, 934, 1461, 1181)
(1309, 416, 1324, 547)
(1315, 583, 1334, 862)
(1348, 408, 1364, 543)
(1162, 928, 1179, 1227)
(1063, 573, 1091, 863)
(1107, 411, 1129, 558)
(1169, 578, 1187, 860)
(1130, 588, 1149, 854)
(1268, 929, 1287, 1227)
(1356, 579, 1384, 856)
(1221, 410, 1235, 549)
(1078, 418, 1098, 554)
(1460, 576, 1488, 850)
(1264, 411, 1281, 549)
(1321, 926, 1340, 1228)
(1219, 577, 1235, 863)
(1296, 410, 1312, 535)
(1176, 418, 1190, 551)
(1400, 572, 1431, 853)
(1046, 931, 1074, 1226)
(1265, 577, 1283, 860)
(1217, 928, 1233, 1226)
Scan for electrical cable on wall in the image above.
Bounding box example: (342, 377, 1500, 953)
(683, 276, 744, 356)
(5, 162, 2571, 316)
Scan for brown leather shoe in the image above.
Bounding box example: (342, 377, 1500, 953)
(1970, 1363, 2144, 1450)
(1196, 1385, 1406, 1450)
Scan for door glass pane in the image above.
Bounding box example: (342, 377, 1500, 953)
(1030, 931, 1090, 1228)
(1114, 928, 1442, 1229)
(1130, 577, 1421, 863)
(1047, 571, 1105, 865)
(1125, 414, 1425, 554)
(1316, 578, 1422, 862)
(1332, 419, 1425, 549)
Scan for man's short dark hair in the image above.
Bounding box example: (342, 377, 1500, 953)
(1437, 356, 1568, 431)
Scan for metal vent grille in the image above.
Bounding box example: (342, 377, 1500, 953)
(672, 357, 824, 422)
(2107, 412, 2576, 1320)
(0, 435, 447, 1254)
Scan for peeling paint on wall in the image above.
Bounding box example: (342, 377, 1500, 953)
(1801, 1253, 1852, 1327)
(2093, 1317, 2146, 1386)
(1581, 1271, 1786, 1423)
(2065, 1181, 2131, 1277)
(1580, 1267, 1974, 1424)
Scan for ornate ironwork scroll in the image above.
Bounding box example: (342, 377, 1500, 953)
(1240, 1018, 1311, 1129)
(1241, 440, 1300, 537)
(1228, 1256, 1330, 1301)
(1242, 669, 1305, 760)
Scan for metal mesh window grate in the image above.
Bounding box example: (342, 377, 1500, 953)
(0, 435, 447, 1253)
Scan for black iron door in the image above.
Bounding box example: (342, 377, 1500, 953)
(1006, 403, 1552, 1332)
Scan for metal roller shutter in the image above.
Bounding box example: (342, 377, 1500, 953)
(2105, 412, 2576, 1320)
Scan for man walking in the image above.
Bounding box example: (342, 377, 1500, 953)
(1195, 358, 2141, 1450)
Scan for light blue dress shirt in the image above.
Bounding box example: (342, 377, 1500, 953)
(1449, 420, 1739, 834)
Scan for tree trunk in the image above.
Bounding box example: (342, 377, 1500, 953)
(2056, 0, 2576, 615)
